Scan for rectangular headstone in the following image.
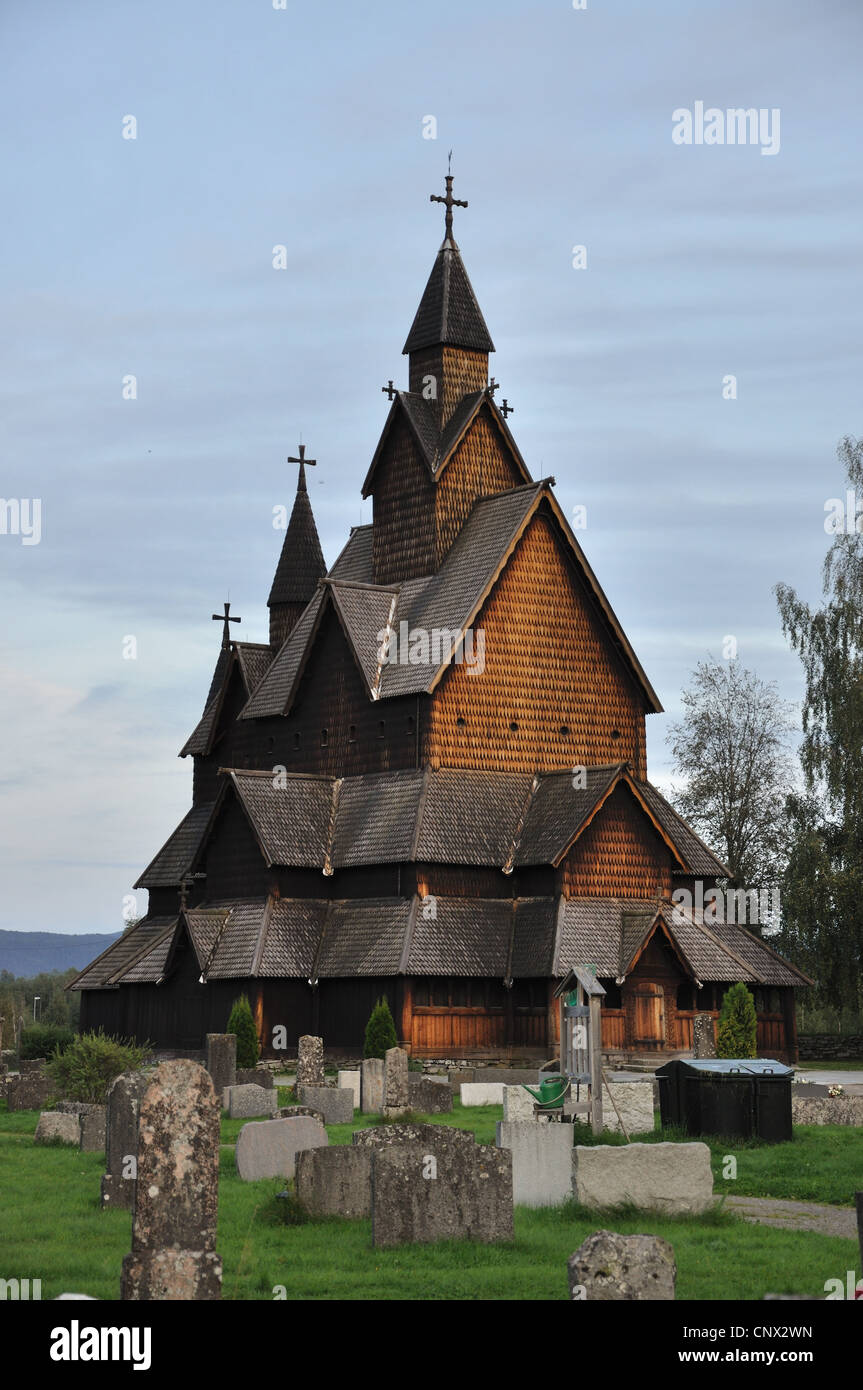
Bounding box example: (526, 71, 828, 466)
(384, 1047, 409, 1113)
(6, 1073, 54, 1111)
(371, 1142, 514, 1248)
(496, 1121, 574, 1207)
(460, 1082, 504, 1106)
(121, 1060, 222, 1301)
(296, 1035, 325, 1087)
(408, 1076, 454, 1114)
(206, 1034, 236, 1097)
(337, 1070, 361, 1107)
(35, 1112, 79, 1145)
(502, 1085, 538, 1122)
(101, 1071, 150, 1211)
(296, 1146, 372, 1218)
(571, 1141, 714, 1214)
(353, 1122, 475, 1149)
(79, 1107, 107, 1152)
(693, 1014, 717, 1059)
(361, 1057, 384, 1114)
(296, 1085, 354, 1125)
(236, 1067, 273, 1090)
(792, 1096, 863, 1126)
(227, 1084, 278, 1119)
(235, 1115, 328, 1180)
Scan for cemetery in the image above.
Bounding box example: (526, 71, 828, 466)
(1, 1023, 861, 1302)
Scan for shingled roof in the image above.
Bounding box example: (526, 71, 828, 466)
(180, 642, 274, 757)
(135, 803, 218, 888)
(268, 463, 326, 609)
(403, 239, 494, 355)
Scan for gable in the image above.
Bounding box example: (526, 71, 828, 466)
(435, 406, 525, 559)
(372, 413, 437, 584)
(563, 782, 674, 897)
(427, 510, 650, 775)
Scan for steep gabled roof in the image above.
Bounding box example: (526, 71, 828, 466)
(67, 917, 179, 990)
(403, 239, 494, 355)
(134, 803, 218, 888)
(180, 642, 274, 757)
(268, 465, 326, 608)
(240, 586, 327, 720)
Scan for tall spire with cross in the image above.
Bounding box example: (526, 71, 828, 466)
(267, 441, 326, 649)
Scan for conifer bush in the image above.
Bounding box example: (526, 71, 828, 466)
(363, 995, 398, 1058)
(20, 1024, 74, 1060)
(46, 1029, 149, 1103)
(716, 982, 758, 1058)
(227, 994, 260, 1069)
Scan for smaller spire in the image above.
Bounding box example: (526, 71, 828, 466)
(268, 443, 326, 647)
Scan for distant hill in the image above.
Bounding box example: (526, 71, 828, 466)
(0, 930, 121, 978)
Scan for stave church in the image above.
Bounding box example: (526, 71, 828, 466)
(70, 177, 808, 1063)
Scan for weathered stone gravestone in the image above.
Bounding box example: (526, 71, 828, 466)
(571, 1141, 713, 1214)
(408, 1076, 453, 1114)
(278, 1105, 325, 1122)
(371, 1141, 513, 1248)
(236, 1067, 273, 1090)
(206, 1034, 236, 1098)
(121, 1060, 222, 1301)
(360, 1057, 384, 1114)
(34, 1112, 79, 1145)
(20, 1058, 47, 1073)
(353, 1122, 475, 1149)
(235, 1115, 327, 1181)
(79, 1107, 107, 1152)
(7, 1073, 54, 1111)
(502, 1085, 541, 1122)
(296, 1035, 325, 1087)
(569, 1080, 655, 1137)
(792, 1096, 863, 1126)
(496, 1121, 573, 1207)
(693, 1015, 717, 1059)
(337, 1069, 361, 1107)
(568, 1230, 676, 1300)
(297, 1084, 354, 1125)
(101, 1071, 150, 1210)
(384, 1046, 409, 1117)
(460, 1082, 505, 1106)
(226, 1084, 278, 1119)
(296, 1146, 372, 1218)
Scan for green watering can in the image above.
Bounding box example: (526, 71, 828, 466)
(522, 1074, 570, 1110)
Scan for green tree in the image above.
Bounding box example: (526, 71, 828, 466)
(716, 982, 757, 1058)
(363, 995, 398, 1059)
(775, 436, 863, 1017)
(227, 994, 259, 1069)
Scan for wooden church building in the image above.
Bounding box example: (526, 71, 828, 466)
(71, 178, 808, 1062)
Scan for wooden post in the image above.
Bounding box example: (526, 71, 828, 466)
(589, 994, 603, 1135)
(400, 979, 414, 1051)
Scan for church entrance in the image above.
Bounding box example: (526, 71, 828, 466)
(632, 981, 665, 1047)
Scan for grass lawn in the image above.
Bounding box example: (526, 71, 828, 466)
(2, 1098, 859, 1301)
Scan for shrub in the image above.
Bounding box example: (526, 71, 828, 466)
(46, 1029, 149, 1103)
(716, 982, 758, 1058)
(19, 1024, 74, 1060)
(363, 995, 398, 1059)
(227, 994, 259, 1069)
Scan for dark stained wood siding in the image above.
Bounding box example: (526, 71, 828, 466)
(203, 797, 271, 900)
(372, 416, 436, 585)
(408, 346, 488, 426)
(563, 785, 673, 898)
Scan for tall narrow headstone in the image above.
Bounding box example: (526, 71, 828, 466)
(361, 1057, 384, 1114)
(692, 1014, 716, 1059)
(296, 1036, 324, 1087)
(206, 1034, 236, 1099)
(121, 1061, 222, 1300)
(384, 1047, 409, 1116)
(101, 1072, 150, 1210)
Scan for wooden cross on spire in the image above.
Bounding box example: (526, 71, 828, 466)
(289, 442, 316, 492)
(430, 158, 468, 241)
(212, 600, 241, 649)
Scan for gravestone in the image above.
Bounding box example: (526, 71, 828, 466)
(121, 1060, 222, 1301)
(101, 1071, 150, 1210)
(20, 1058, 47, 1073)
(693, 1015, 717, 1059)
(565, 1079, 655, 1136)
(460, 1082, 504, 1106)
(226, 1084, 278, 1119)
(568, 1230, 677, 1300)
(496, 1121, 573, 1207)
(361, 1057, 384, 1114)
(353, 1122, 475, 1149)
(206, 1034, 236, 1098)
(337, 1070, 361, 1107)
(384, 1046, 409, 1116)
(408, 1076, 453, 1114)
(7, 1073, 54, 1111)
(34, 1112, 79, 1145)
(278, 1105, 325, 1122)
(502, 1085, 539, 1122)
(296, 1035, 325, 1087)
(79, 1107, 107, 1152)
(295, 1146, 372, 1218)
(571, 1141, 713, 1214)
(236, 1067, 274, 1090)
(371, 1142, 513, 1248)
(235, 1115, 327, 1181)
(792, 1096, 863, 1126)
(297, 1084, 354, 1125)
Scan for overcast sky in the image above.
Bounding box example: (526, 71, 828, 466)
(1, 0, 861, 934)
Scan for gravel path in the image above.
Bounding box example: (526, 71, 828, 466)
(726, 1195, 858, 1239)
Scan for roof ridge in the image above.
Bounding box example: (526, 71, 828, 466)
(503, 773, 540, 874)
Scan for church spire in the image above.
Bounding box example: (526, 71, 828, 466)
(267, 444, 326, 649)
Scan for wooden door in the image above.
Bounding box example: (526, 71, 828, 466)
(633, 983, 665, 1046)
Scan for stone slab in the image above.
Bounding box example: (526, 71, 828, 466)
(371, 1142, 514, 1248)
(235, 1115, 328, 1181)
(101, 1071, 150, 1211)
(79, 1107, 107, 1152)
(236, 1068, 273, 1090)
(296, 1085, 354, 1125)
(296, 1035, 324, 1087)
(496, 1121, 574, 1207)
(295, 1145, 371, 1218)
(360, 1057, 384, 1114)
(460, 1082, 504, 1106)
(408, 1076, 454, 1114)
(337, 1070, 361, 1107)
(353, 1122, 475, 1149)
(502, 1085, 540, 1122)
(384, 1047, 409, 1109)
(35, 1112, 80, 1145)
(792, 1096, 863, 1126)
(226, 1084, 278, 1119)
(206, 1034, 236, 1097)
(7, 1073, 54, 1111)
(572, 1141, 713, 1214)
(568, 1230, 677, 1300)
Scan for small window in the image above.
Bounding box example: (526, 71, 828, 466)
(560, 725, 570, 737)
(509, 720, 519, 733)
(610, 728, 621, 741)
(456, 716, 466, 728)
(292, 732, 300, 750)
(349, 724, 356, 743)
(378, 720, 385, 738)
(320, 729, 328, 747)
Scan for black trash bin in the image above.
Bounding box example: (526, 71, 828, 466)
(656, 1058, 793, 1142)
